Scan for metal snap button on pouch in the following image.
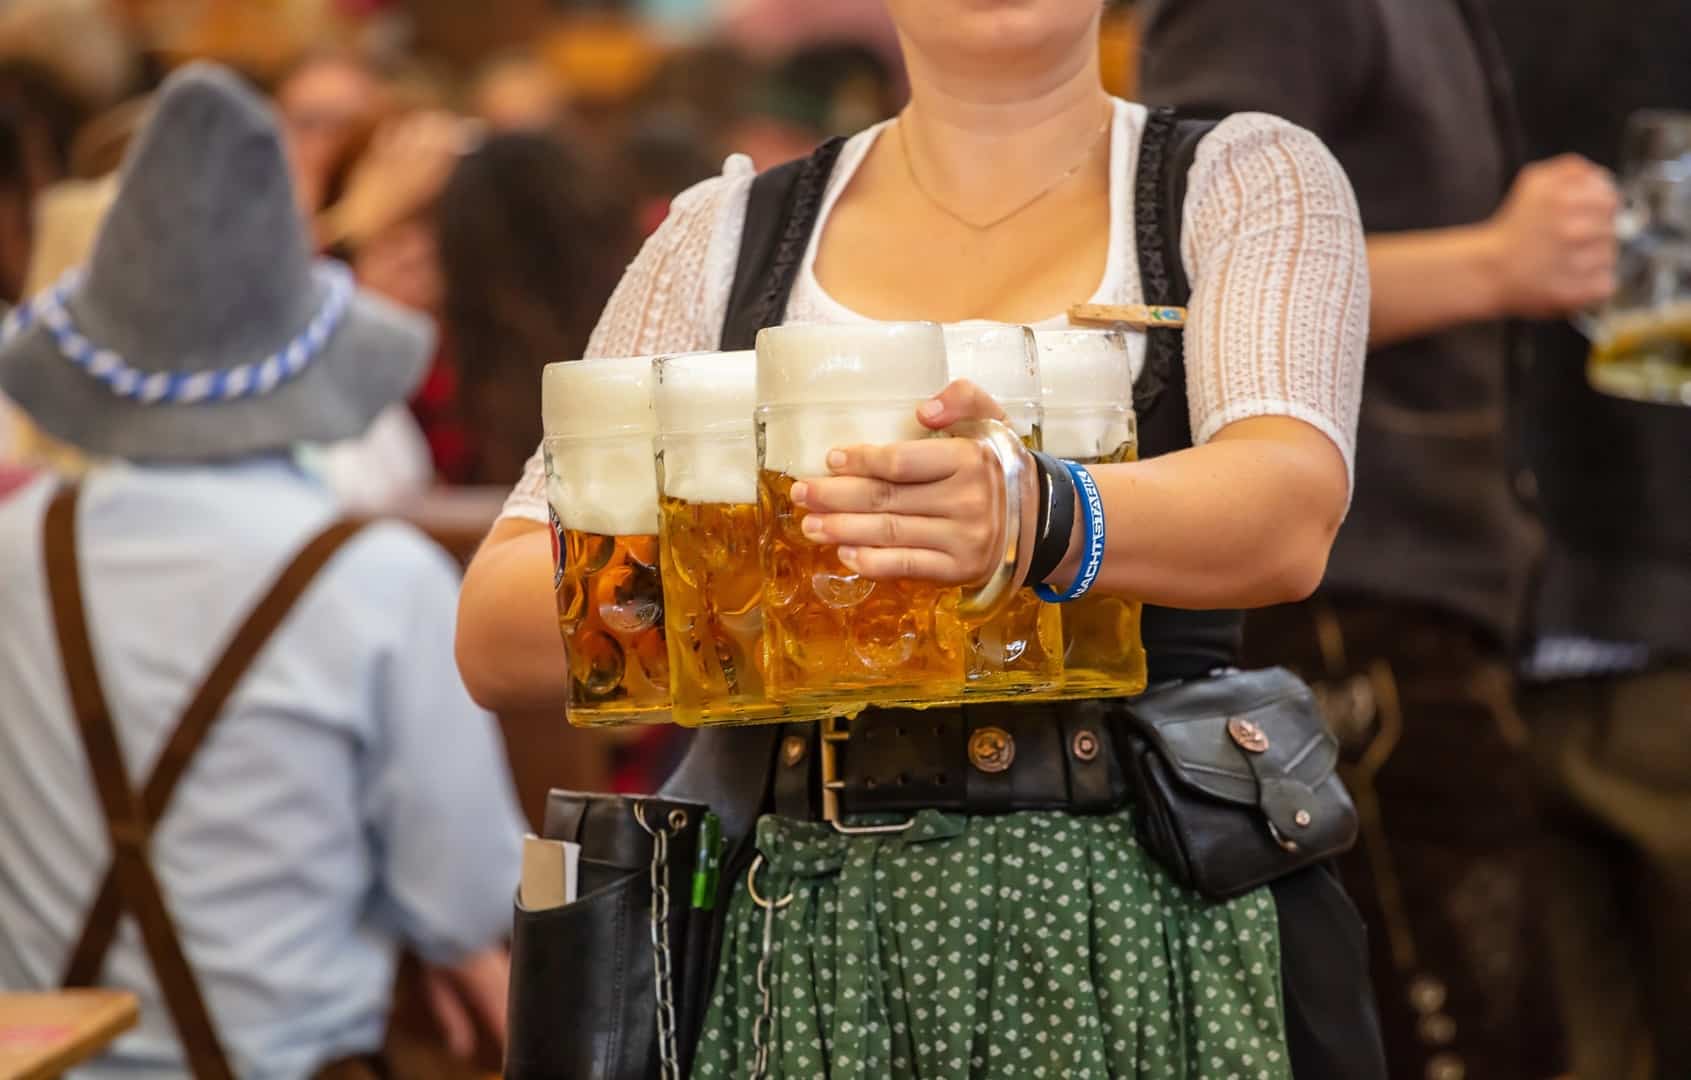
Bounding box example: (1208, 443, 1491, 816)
(1227, 715, 1270, 753)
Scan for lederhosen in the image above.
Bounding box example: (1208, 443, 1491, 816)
(645, 111, 1386, 1080)
(41, 486, 384, 1080)
(655, 109, 1387, 1078)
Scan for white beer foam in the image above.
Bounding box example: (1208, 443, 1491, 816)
(945, 323, 1043, 440)
(1035, 330, 1136, 460)
(653, 351, 757, 435)
(660, 435, 758, 504)
(1034, 329, 1134, 406)
(542, 355, 657, 439)
(547, 435, 660, 536)
(756, 322, 948, 405)
(653, 352, 760, 504)
(542, 356, 660, 536)
(943, 323, 1041, 406)
(756, 322, 949, 478)
(1041, 411, 1135, 460)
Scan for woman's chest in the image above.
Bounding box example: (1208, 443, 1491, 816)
(802, 190, 1125, 326)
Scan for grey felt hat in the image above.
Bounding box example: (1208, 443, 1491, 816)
(0, 62, 434, 462)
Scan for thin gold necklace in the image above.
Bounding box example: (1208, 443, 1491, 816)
(898, 106, 1112, 232)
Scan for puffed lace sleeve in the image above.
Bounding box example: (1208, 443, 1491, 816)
(1179, 113, 1368, 491)
(498, 159, 757, 524)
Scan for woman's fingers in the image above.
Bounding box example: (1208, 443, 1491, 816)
(788, 423, 1009, 586)
(801, 509, 956, 550)
(836, 544, 970, 584)
(795, 470, 994, 521)
(814, 437, 978, 488)
(916, 378, 1009, 430)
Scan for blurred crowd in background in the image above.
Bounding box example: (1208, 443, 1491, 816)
(0, 0, 962, 497)
(2, 1, 1689, 1078)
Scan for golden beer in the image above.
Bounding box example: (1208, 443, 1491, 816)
(652, 351, 824, 725)
(758, 469, 965, 705)
(553, 522, 670, 720)
(656, 496, 781, 723)
(1586, 305, 1691, 404)
(1035, 328, 1148, 699)
(944, 324, 1064, 698)
(543, 355, 671, 726)
(755, 322, 969, 708)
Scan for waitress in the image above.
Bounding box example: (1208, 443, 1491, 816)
(458, 1, 1380, 1076)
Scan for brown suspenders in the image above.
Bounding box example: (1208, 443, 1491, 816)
(42, 484, 366, 1080)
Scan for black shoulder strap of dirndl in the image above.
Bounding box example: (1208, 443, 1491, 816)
(1132, 105, 1220, 416)
(719, 136, 848, 351)
(1133, 107, 1247, 681)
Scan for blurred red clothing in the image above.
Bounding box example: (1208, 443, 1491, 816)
(409, 347, 476, 484)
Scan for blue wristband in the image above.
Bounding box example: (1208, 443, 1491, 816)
(1033, 461, 1105, 603)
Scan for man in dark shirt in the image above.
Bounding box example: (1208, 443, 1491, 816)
(1489, 1, 1691, 1076)
(1140, 1, 1616, 1076)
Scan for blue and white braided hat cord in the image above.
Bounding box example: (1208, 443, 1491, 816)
(0, 261, 355, 405)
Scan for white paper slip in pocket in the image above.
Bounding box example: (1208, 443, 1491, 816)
(520, 834, 581, 910)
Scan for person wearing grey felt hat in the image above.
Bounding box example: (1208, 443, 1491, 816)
(0, 61, 433, 460)
(0, 62, 523, 1078)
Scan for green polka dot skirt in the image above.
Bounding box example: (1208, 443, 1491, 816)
(692, 808, 1291, 1079)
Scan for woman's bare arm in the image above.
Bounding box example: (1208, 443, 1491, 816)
(455, 518, 568, 712)
(1050, 416, 1348, 608)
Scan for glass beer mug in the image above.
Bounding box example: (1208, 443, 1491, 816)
(1034, 328, 1148, 699)
(1585, 110, 1691, 405)
(542, 356, 670, 726)
(943, 324, 1064, 698)
(653, 351, 818, 726)
(754, 322, 1028, 710)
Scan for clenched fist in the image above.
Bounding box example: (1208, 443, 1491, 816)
(1486, 154, 1620, 318)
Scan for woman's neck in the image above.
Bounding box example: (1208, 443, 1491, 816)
(895, 37, 1111, 212)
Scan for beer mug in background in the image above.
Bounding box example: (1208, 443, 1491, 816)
(943, 324, 1064, 697)
(1035, 328, 1148, 699)
(755, 322, 1027, 710)
(543, 357, 670, 726)
(654, 351, 816, 726)
(1585, 110, 1691, 405)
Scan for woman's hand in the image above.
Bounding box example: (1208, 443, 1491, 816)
(791, 379, 1010, 584)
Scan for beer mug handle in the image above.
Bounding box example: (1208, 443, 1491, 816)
(949, 418, 1038, 623)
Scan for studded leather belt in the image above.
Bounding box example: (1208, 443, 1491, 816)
(770, 699, 1134, 829)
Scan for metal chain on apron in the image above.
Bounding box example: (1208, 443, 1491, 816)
(746, 854, 792, 1080)
(634, 802, 684, 1080)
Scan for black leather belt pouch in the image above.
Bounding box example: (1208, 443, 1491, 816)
(1121, 666, 1359, 900)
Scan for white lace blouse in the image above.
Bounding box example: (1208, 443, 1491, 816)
(499, 99, 1367, 524)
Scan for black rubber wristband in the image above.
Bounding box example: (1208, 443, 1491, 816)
(1024, 450, 1076, 588)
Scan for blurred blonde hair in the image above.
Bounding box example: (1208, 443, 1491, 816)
(4, 174, 117, 473)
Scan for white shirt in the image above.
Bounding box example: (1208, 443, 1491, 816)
(0, 459, 524, 1079)
(499, 99, 1368, 523)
